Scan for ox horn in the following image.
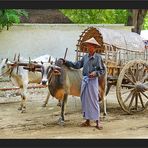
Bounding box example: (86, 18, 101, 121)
(16, 53, 20, 74)
(18, 53, 20, 62)
(29, 57, 33, 70)
(13, 53, 16, 61)
(48, 56, 51, 63)
(5, 58, 8, 63)
(29, 57, 31, 63)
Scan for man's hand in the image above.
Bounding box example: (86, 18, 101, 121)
(89, 71, 97, 78)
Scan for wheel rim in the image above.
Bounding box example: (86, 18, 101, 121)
(116, 60, 148, 114)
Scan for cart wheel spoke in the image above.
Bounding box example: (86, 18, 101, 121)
(123, 90, 134, 103)
(139, 64, 145, 81)
(121, 84, 135, 88)
(135, 93, 138, 111)
(116, 60, 148, 114)
(128, 92, 135, 109)
(135, 63, 139, 81)
(140, 91, 148, 100)
(138, 93, 145, 108)
(124, 74, 135, 85)
(129, 67, 136, 82)
(122, 88, 134, 95)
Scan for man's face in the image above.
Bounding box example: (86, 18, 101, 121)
(87, 44, 95, 55)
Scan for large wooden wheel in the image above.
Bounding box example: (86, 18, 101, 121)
(116, 60, 148, 114)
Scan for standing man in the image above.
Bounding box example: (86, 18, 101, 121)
(61, 37, 105, 130)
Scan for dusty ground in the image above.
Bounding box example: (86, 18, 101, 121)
(0, 80, 148, 139)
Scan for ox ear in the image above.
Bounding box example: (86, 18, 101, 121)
(55, 58, 57, 64)
(29, 57, 31, 62)
(48, 56, 51, 63)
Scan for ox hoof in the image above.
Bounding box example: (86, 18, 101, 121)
(21, 107, 26, 113)
(57, 117, 65, 126)
(42, 104, 47, 107)
(59, 120, 65, 126)
(57, 102, 61, 107)
(103, 112, 108, 117)
(21, 109, 26, 113)
(18, 107, 22, 111)
(57, 117, 62, 123)
(57, 120, 65, 126)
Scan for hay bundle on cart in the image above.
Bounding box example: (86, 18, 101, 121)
(76, 27, 148, 114)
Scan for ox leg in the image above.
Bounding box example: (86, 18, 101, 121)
(20, 95, 27, 113)
(18, 93, 27, 113)
(18, 88, 23, 111)
(42, 91, 50, 107)
(103, 71, 108, 116)
(18, 87, 27, 113)
(58, 94, 68, 126)
(106, 83, 112, 96)
(57, 100, 62, 107)
(102, 96, 107, 116)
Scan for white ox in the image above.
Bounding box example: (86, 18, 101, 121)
(0, 54, 55, 113)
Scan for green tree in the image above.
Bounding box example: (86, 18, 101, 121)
(127, 9, 147, 34)
(60, 9, 148, 34)
(60, 9, 128, 24)
(144, 13, 148, 29)
(0, 9, 28, 31)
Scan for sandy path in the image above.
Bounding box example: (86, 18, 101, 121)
(0, 82, 147, 139)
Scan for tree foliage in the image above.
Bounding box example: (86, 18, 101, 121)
(144, 12, 148, 29)
(60, 9, 148, 32)
(60, 9, 128, 24)
(0, 9, 28, 31)
(127, 9, 147, 34)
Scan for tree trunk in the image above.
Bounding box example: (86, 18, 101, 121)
(127, 9, 133, 26)
(127, 9, 147, 34)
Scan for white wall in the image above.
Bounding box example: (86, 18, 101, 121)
(140, 30, 148, 40)
(0, 24, 132, 61)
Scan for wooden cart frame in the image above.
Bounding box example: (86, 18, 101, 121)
(76, 27, 148, 114)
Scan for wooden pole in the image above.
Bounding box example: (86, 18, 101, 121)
(0, 85, 47, 91)
(64, 48, 68, 60)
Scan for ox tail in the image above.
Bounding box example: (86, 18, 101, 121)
(103, 65, 108, 116)
(100, 64, 108, 116)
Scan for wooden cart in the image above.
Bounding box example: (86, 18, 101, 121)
(76, 27, 148, 114)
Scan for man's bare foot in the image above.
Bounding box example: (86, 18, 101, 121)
(95, 124, 103, 130)
(80, 120, 91, 127)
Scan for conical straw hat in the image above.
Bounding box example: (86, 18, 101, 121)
(82, 37, 101, 47)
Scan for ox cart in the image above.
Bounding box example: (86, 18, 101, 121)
(76, 27, 148, 114)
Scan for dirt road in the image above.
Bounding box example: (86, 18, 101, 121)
(0, 81, 147, 139)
